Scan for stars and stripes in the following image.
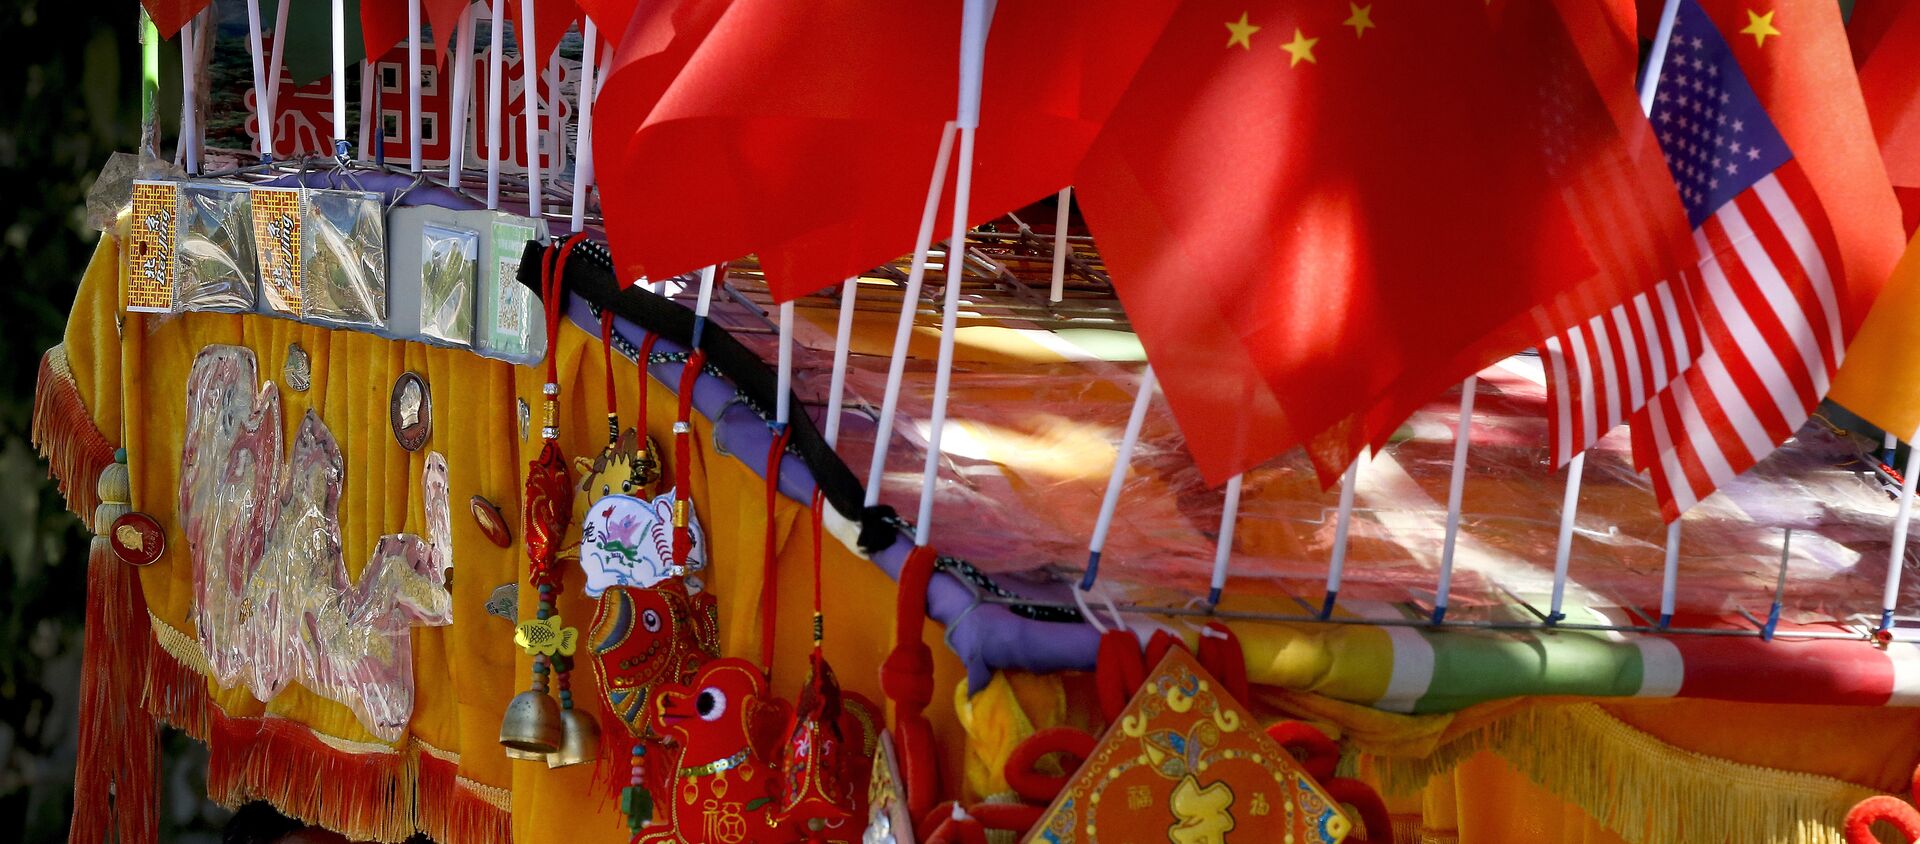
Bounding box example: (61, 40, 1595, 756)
(1628, 0, 1847, 520)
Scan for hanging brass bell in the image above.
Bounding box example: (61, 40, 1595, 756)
(499, 689, 564, 756)
(503, 745, 548, 762)
(547, 707, 602, 768)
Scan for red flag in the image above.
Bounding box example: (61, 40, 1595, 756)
(598, 0, 1179, 300)
(574, 0, 636, 51)
(1076, 1, 1692, 485)
(142, 0, 209, 39)
(1856, 0, 1920, 234)
(361, 0, 408, 61)
(424, 0, 468, 67)
(506, 0, 579, 71)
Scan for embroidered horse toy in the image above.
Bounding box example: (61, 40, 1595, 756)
(641, 658, 793, 844)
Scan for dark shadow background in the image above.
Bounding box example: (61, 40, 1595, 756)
(0, 1, 227, 840)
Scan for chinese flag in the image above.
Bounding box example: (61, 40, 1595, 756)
(1853, 0, 1920, 234)
(1076, 0, 1690, 485)
(597, 0, 1179, 300)
(361, 0, 407, 61)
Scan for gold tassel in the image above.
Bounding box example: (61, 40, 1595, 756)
(31, 347, 116, 532)
(1370, 703, 1877, 844)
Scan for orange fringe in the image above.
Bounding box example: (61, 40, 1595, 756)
(70, 537, 157, 844)
(31, 347, 115, 532)
(208, 714, 418, 842)
(417, 749, 512, 844)
(144, 623, 211, 742)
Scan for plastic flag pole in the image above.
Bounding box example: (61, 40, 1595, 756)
(1760, 528, 1791, 641)
(267, 0, 289, 116)
(1081, 365, 1157, 590)
(409, 0, 422, 171)
(569, 20, 598, 233)
(519, 0, 542, 218)
(358, 59, 374, 162)
(1545, 452, 1584, 625)
(331, 0, 348, 160)
(180, 18, 199, 173)
(1888, 430, 1900, 466)
(485, 0, 504, 208)
(245, 0, 275, 163)
(824, 278, 859, 449)
(1207, 474, 1245, 606)
(1321, 452, 1362, 619)
(1881, 439, 1920, 632)
(1049, 187, 1071, 303)
(1431, 376, 1476, 624)
(447, 3, 477, 189)
(861, 121, 957, 507)
(1658, 520, 1681, 628)
(692, 265, 717, 347)
(776, 301, 794, 427)
(140, 7, 158, 159)
(913, 0, 991, 547)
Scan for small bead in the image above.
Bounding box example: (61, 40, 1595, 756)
(673, 422, 690, 434)
(533, 663, 549, 675)
(543, 383, 560, 396)
(113, 447, 128, 464)
(541, 427, 559, 440)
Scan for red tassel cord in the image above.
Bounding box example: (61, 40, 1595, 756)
(757, 425, 793, 678)
(882, 544, 942, 828)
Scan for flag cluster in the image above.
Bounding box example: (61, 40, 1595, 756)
(579, 0, 1906, 521)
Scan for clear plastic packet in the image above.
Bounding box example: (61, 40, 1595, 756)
(301, 188, 388, 329)
(418, 224, 478, 345)
(126, 179, 259, 314)
(175, 183, 258, 312)
(472, 211, 546, 364)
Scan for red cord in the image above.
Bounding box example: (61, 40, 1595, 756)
(757, 425, 793, 677)
(599, 309, 618, 419)
(634, 333, 661, 438)
(811, 489, 824, 648)
(670, 349, 705, 567)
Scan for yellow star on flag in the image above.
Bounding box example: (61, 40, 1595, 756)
(1741, 9, 1779, 47)
(1282, 28, 1319, 66)
(1344, 4, 1374, 38)
(1224, 12, 1260, 49)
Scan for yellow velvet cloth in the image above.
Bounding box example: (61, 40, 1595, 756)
(59, 225, 968, 842)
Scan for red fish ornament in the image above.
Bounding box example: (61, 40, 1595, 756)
(640, 658, 793, 844)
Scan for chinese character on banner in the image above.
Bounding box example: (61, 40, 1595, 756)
(468, 49, 576, 175)
(367, 54, 456, 165)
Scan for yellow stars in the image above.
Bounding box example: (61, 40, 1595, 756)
(1741, 8, 1780, 47)
(1224, 12, 1260, 49)
(1344, 3, 1374, 38)
(1282, 28, 1320, 66)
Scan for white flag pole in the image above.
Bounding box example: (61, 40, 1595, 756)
(1882, 440, 1920, 632)
(1049, 187, 1071, 303)
(861, 121, 957, 507)
(824, 278, 859, 449)
(519, 0, 542, 219)
(1887, 430, 1900, 466)
(693, 265, 718, 343)
(447, 3, 477, 190)
(1546, 452, 1584, 624)
(913, 0, 992, 547)
(1082, 365, 1157, 590)
(268, 0, 289, 116)
(408, 0, 423, 171)
(1321, 452, 1362, 619)
(485, 0, 505, 208)
(1658, 520, 1682, 628)
(1430, 376, 1476, 624)
(1641, 0, 1686, 626)
(775, 301, 794, 427)
(245, 0, 275, 163)
(180, 18, 200, 173)
(1207, 474, 1245, 606)
(357, 58, 374, 162)
(569, 19, 598, 233)
(331, 0, 348, 160)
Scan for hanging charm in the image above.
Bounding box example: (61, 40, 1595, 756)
(109, 511, 165, 567)
(470, 495, 513, 548)
(283, 341, 311, 392)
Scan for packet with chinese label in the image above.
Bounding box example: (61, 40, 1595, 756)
(301, 188, 388, 329)
(128, 180, 258, 313)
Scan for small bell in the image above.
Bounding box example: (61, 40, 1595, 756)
(499, 689, 564, 755)
(547, 707, 601, 768)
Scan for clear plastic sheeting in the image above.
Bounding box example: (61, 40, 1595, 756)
(180, 346, 452, 741)
(733, 298, 1916, 626)
(175, 183, 259, 313)
(301, 189, 387, 329)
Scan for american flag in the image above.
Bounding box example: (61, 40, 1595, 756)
(1629, 0, 1847, 520)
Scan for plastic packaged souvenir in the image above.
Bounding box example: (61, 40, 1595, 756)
(126, 180, 258, 313)
(249, 186, 304, 316)
(301, 188, 388, 329)
(385, 205, 478, 347)
(473, 212, 546, 363)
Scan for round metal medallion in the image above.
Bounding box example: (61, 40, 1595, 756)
(284, 342, 311, 392)
(390, 371, 432, 451)
(109, 512, 166, 566)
